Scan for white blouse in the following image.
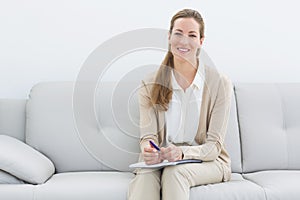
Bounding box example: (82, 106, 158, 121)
(165, 64, 205, 146)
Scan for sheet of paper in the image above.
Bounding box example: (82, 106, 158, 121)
(129, 159, 202, 169)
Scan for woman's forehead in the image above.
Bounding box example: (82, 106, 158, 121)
(173, 18, 200, 33)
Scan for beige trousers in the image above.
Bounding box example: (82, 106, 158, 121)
(127, 160, 223, 200)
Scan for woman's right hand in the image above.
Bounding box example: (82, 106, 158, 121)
(143, 146, 163, 165)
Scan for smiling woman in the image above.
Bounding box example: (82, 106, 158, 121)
(170, 17, 204, 66)
(127, 8, 233, 200)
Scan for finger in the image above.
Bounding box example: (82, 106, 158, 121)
(145, 159, 158, 165)
(162, 147, 173, 155)
(144, 151, 159, 158)
(166, 144, 176, 151)
(163, 150, 179, 161)
(144, 147, 156, 152)
(161, 151, 171, 160)
(143, 152, 154, 158)
(161, 146, 172, 154)
(144, 154, 160, 164)
(160, 147, 166, 153)
(168, 151, 181, 162)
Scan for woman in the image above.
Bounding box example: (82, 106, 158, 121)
(128, 8, 232, 200)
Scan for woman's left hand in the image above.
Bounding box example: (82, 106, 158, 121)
(160, 144, 183, 162)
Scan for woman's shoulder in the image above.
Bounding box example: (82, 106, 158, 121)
(138, 71, 157, 97)
(204, 65, 232, 92)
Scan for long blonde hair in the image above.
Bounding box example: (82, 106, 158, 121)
(150, 9, 205, 111)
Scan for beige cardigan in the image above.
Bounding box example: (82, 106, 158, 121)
(138, 65, 233, 181)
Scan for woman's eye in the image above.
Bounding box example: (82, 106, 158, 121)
(189, 35, 197, 38)
(174, 32, 182, 36)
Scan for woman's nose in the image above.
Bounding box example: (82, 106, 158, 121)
(178, 35, 189, 45)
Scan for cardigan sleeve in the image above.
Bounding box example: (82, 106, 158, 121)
(138, 80, 160, 153)
(180, 75, 233, 161)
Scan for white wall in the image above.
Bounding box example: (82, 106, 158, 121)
(1, 0, 300, 98)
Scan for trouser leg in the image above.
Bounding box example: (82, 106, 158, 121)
(127, 168, 161, 200)
(161, 160, 223, 200)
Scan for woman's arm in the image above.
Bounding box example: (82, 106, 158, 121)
(180, 75, 233, 161)
(138, 80, 159, 151)
(138, 80, 163, 164)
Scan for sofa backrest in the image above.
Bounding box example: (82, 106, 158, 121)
(0, 99, 26, 141)
(25, 82, 104, 173)
(24, 81, 242, 173)
(235, 83, 300, 172)
(3, 82, 300, 174)
(225, 93, 242, 173)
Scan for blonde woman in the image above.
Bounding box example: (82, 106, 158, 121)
(128, 8, 232, 200)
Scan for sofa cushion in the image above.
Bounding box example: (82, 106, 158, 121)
(95, 81, 141, 170)
(34, 172, 134, 200)
(190, 173, 265, 200)
(0, 135, 55, 184)
(0, 170, 24, 184)
(235, 83, 300, 172)
(26, 82, 141, 172)
(0, 184, 35, 200)
(0, 99, 26, 141)
(26, 82, 106, 173)
(243, 170, 300, 200)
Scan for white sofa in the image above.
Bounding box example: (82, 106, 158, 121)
(0, 81, 300, 200)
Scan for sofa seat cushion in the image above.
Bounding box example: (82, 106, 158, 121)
(243, 170, 300, 200)
(35, 171, 134, 200)
(0, 184, 35, 200)
(190, 173, 266, 200)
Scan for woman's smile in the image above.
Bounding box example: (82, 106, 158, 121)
(177, 47, 190, 54)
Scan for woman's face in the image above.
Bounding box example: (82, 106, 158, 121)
(169, 17, 204, 64)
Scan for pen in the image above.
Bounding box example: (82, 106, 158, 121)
(149, 140, 160, 151)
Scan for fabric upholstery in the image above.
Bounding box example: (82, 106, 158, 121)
(0, 184, 35, 200)
(26, 82, 105, 172)
(235, 83, 300, 172)
(34, 172, 134, 200)
(95, 82, 141, 170)
(190, 173, 265, 200)
(0, 99, 26, 141)
(243, 170, 300, 200)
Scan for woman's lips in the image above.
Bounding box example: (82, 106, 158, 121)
(177, 47, 190, 54)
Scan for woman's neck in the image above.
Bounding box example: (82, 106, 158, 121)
(173, 58, 198, 90)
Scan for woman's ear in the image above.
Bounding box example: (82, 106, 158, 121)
(200, 37, 205, 46)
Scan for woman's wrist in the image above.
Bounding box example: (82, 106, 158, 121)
(178, 147, 184, 160)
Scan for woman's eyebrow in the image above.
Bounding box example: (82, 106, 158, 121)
(174, 29, 183, 32)
(189, 31, 198, 34)
(174, 29, 198, 34)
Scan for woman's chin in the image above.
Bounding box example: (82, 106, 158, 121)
(174, 54, 192, 64)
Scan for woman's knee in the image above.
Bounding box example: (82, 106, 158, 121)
(128, 169, 161, 200)
(134, 169, 161, 185)
(161, 165, 191, 186)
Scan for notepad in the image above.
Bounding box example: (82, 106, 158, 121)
(129, 159, 202, 169)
